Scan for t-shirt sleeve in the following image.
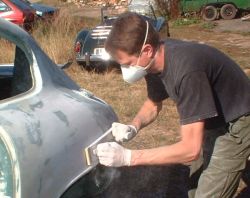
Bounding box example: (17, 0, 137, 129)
(145, 73, 168, 102)
(177, 71, 218, 125)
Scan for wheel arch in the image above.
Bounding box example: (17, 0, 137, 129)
(74, 29, 90, 45)
(59, 165, 118, 198)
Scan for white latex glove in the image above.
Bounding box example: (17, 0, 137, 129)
(96, 142, 132, 167)
(112, 122, 137, 142)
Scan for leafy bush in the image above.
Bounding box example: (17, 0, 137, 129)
(201, 22, 217, 30)
(154, 0, 170, 18)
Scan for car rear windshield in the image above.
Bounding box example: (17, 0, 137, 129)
(10, 0, 32, 10)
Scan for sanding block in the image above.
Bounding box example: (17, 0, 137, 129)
(84, 128, 113, 166)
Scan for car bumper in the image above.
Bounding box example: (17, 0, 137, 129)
(76, 53, 113, 66)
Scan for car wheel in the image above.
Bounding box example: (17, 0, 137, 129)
(89, 62, 108, 73)
(61, 165, 117, 198)
(75, 61, 88, 71)
(220, 4, 237, 20)
(202, 5, 218, 21)
(76, 61, 88, 70)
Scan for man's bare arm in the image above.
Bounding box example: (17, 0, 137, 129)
(130, 121, 205, 165)
(131, 98, 162, 131)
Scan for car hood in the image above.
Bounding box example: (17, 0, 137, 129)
(31, 3, 57, 12)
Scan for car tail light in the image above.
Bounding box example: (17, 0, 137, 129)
(75, 41, 81, 53)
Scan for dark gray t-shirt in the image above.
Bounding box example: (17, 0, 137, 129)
(145, 39, 250, 128)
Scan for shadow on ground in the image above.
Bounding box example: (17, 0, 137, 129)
(62, 160, 249, 197)
(96, 164, 189, 198)
(97, 161, 250, 198)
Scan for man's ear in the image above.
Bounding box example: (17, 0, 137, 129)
(142, 44, 154, 58)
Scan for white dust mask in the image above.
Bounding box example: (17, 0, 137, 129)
(121, 20, 154, 84)
(121, 58, 154, 83)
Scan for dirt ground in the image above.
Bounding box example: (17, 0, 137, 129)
(66, 5, 250, 198)
(214, 18, 250, 33)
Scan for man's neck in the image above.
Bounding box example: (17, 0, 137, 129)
(148, 43, 165, 74)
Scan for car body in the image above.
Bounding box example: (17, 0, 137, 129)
(21, 0, 59, 19)
(0, 18, 118, 198)
(0, 0, 35, 30)
(74, 1, 166, 72)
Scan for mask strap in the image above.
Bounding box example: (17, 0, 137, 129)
(136, 20, 149, 65)
(142, 20, 149, 49)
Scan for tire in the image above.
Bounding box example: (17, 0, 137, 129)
(78, 61, 109, 73)
(89, 61, 108, 73)
(220, 4, 237, 20)
(202, 5, 218, 21)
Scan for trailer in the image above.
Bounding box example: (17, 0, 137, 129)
(180, 0, 250, 21)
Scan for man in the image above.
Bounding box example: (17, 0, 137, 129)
(96, 12, 250, 198)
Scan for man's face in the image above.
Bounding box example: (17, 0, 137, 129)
(115, 46, 153, 69)
(112, 20, 155, 70)
(114, 50, 138, 68)
(113, 46, 156, 83)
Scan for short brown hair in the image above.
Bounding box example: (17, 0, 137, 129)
(105, 12, 160, 57)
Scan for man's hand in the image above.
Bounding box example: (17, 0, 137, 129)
(112, 122, 137, 142)
(96, 142, 132, 167)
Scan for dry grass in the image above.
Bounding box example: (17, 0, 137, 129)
(2, 3, 249, 150)
(65, 64, 180, 149)
(0, 39, 15, 63)
(40, 0, 62, 6)
(31, 3, 180, 149)
(31, 9, 99, 64)
(1, 2, 249, 195)
(0, 2, 180, 149)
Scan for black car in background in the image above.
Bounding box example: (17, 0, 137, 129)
(74, 2, 167, 72)
(17, 0, 59, 19)
(22, 0, 58, 18)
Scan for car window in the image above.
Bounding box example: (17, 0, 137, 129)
(0, 1, 10, 12)
(0, 36, 32, 100)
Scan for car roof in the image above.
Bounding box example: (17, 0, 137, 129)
(9, 0, 34, 10)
